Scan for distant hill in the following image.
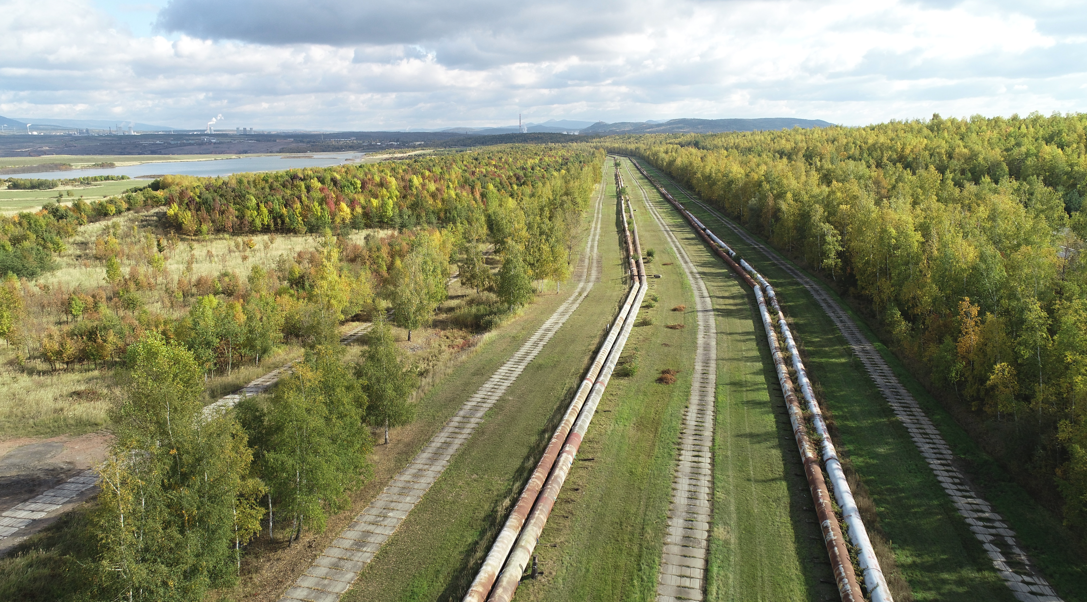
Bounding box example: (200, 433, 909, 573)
(15, 118, 180, 132)
(582, 118, 835, 134)
(439, 117, 835, 137)
(0, 115, 26, 130)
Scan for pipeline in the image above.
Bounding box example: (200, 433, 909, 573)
(465, 169, 646, 602)
(627, 157, 885, 602)
(487, 191, 647, 602)
(648, 160, 893, 602)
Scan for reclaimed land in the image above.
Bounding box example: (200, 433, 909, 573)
(514, 161, 831, 602)
(335, 168, 617, 601)
(639, 160, 1087, 600)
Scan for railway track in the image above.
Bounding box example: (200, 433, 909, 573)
(623, 161, 718, 602)
(641, 161, 1064, 602)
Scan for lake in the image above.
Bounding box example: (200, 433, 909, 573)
(12, 153, 368, 180)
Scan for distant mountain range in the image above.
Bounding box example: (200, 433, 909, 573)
(438, 119, 597, 135)
(582, 118, 835, 134)
(13, 118, 180, 132)
(0, 115, 835, 137)
(437, 117, 834, 136)
(0, 115, 25, 130)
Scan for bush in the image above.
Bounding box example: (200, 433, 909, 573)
(615, 354, 639, 377)
(0, 245, 54, 279)
(449, 296, 507, 332)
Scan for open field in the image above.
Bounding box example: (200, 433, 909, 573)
(0, 179, 146, 213)
(639, 161, 1087, 600)
(0, 206, 389, 441)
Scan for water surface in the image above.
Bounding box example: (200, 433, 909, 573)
(13, 153, 366, 180)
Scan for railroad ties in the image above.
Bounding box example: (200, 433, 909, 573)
(679, 188, 1062, 602)
(278, 173, 606, 602)
(0, 322, 374, 548)
(626, 163, 718, 602)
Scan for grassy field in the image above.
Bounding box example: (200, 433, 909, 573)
(0, 179, 147, 213)
(640, 161, 1087, 600)
(0, 207, 388, 441)
(0, 154, 237, 170)
(617, 160, 835, 602)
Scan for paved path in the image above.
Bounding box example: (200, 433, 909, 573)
(665, 175, 1062, 602)
(278, 173, 606, 602)
(0, 323, 372, 547)
(203, 323, 373, 418)
(626, 162, 718, 602)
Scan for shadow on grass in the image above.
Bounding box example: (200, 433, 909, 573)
(0, 506, 99, 602)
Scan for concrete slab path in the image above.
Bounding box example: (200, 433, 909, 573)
(278, 173, 606, 602)
(626, 162, 718, 602)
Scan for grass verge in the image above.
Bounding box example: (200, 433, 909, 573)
(623, 161, 836, 601)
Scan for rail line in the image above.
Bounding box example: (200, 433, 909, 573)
(628, 157, 880, 602)
(621, 160, 718, 601)
(637, 158, 1065, 602)
(465, 167, 647, 602)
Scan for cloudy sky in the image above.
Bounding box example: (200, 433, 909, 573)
(1, 0, 1085, 130)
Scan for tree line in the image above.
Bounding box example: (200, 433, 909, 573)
(608, 113, 1087, 529)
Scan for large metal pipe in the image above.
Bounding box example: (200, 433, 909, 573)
(657, 166, 892, 602)
(465, 167, 643, 602)
(753, 284, 861, 602)
(487, 188, 647, 602)
(763, 280, 892, 602)
(629, 156, 879, 602)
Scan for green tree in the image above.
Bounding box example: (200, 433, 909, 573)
(496, 247, 534, 308)
(356, 318, 417, 444)
(182, 295, 222, 378)
(66, 292, 86, 323)
(0, 274, 22, 345)
(388, 232, 448, 341)
(241, 294, 282, 366)
(218, 300, 245, 375)
(95, 333, 263, 601)
(260, 347, 369, 541)
(456, 241, 494, 293)
(105, 256, 122, 285)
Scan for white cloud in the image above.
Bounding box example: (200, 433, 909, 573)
(0, 0, 1083, 129)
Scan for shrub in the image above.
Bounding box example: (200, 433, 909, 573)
(657, 368, 678, 384)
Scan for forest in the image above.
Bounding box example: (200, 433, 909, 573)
(0, 145, 603, 600)
(608, 113, 1087, 530)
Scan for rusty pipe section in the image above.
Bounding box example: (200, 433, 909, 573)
(742, 262, 893, 602)
(464, 169, 643, 602)
(628, 156, 871, 602)
(753, 283, 861, 602)
(487, 187, 647, 602)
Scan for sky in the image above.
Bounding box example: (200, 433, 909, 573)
(1, 0, 1085, 131)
